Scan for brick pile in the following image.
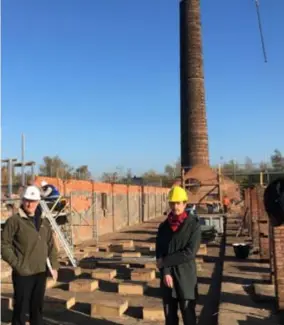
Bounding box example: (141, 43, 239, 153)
(243, 185, 284, 312)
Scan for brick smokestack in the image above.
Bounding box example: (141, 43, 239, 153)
(180, 0, 209, 170)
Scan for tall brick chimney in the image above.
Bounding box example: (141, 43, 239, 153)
(180, 0, 209, 170)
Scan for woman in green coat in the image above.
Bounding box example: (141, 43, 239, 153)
(156, 186, 201, 325)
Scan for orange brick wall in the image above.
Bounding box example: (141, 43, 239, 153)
(35, 177, 169, 244)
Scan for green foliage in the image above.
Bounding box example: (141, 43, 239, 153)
(39, 156, 92, 180)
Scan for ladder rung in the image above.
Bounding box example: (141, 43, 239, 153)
(40, 201, 77, 267)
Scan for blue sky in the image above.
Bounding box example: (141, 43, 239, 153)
(2, 0, 284, 177)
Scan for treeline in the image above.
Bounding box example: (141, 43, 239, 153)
(2, 149, 284, 188)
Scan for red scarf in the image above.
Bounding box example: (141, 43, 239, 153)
(168, 211, 188, 232)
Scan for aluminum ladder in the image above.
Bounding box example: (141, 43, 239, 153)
(40, 200, 77, 267)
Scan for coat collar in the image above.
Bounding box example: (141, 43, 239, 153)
(18, 207, 30, 219)
(18, 206, 45, 219)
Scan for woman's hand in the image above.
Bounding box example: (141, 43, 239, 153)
(163, 274, 173, 288)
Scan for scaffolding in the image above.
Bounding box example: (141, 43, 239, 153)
(1, 158, 36, 197)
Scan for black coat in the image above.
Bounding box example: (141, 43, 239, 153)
(156, 214, 201, 300)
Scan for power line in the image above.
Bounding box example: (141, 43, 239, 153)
(254, 0, 268, 63)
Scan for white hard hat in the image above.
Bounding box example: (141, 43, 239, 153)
(41, 180, 48, 187)
(23, 186, 41, 201)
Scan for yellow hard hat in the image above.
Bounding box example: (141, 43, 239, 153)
(168, 186, 188, 202)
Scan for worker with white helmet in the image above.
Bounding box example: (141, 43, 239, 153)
(40, 180, 60, 201)
(1, 185, 59, 325)
(156, 186, 201, 325)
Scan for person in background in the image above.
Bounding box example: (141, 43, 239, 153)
(156, 186, 201, 325)
(40, 180, 60, 201)
(223, 195, 230, 213)
(1, 185, 59, 325)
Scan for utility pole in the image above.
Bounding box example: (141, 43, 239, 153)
(2, 158, 18, 197)
(21, 133, 25, 186)
(233, 159, 237, 182)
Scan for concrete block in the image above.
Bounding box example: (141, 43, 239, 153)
(135, 246, 151, 254)
(69, 279, 98, 292)
(46, 278, 56, 289)
(45, 289, 76, 309)
(197, 244, 207, 255)
(79, 247, 99, 254)
(91, 299, 128, 317)
(92, 252, 114, 259)
(143, 307, 164, 320)
(1, 282, 13, 292)
(144, 262, 157, 269)
(109, 244, 125, 253)
(252, 283, 275, 301)
(1, 296, 13, 310)
(1, 260, 11, 280)
(140, 242, 155, 250)
(91, 268, 117, 280)
(98, 243, 111, 252)
(121, 252, 141, 258)
(118, 281, 146, 295)
(196, 257, 204, 264)
(58, 267, 82, 281)
(116, 240, 134, 248)
(74, 252, 89, 260)
(131, 268, 156, 282)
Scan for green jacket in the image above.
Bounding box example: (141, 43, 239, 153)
(156, 214, 201, 300)
(1, 207, 59, 276)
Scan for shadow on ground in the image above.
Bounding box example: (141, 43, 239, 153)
(44, 308, 122, 325)
(238, 314, 282, 325)
(220, 291, 274, 310)
(197, 220, 227, 325)
(1, 308, 122, 325)
(221, 275, 270, 285)
(223, 256, 269, 264)
(236, 265, 270, 274)
(122, 230, 157, 235)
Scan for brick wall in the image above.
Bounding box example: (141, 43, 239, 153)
(243, 186, 284, 306)
(35, 177, 169, 244)
(250, 187, 260, 250)
(272, 226, 284, 309)
(244, 188, 252, 236)
(244, 186, 270, 259)
(256, 186, 270, 260)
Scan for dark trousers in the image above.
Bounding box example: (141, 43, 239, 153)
(12, 271, 47, 325)
(163, 296, 196, 325)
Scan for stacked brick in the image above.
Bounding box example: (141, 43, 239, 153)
(256, 186, 270, 260)
(243, 187, 252, 236)
(272, 226, 284, 310)
(243, 185, 284, 310)
(249, 187, 260, 250)
(244, 186, 270, 260)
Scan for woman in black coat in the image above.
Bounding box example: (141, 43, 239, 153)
(156, 186, 201, 325)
